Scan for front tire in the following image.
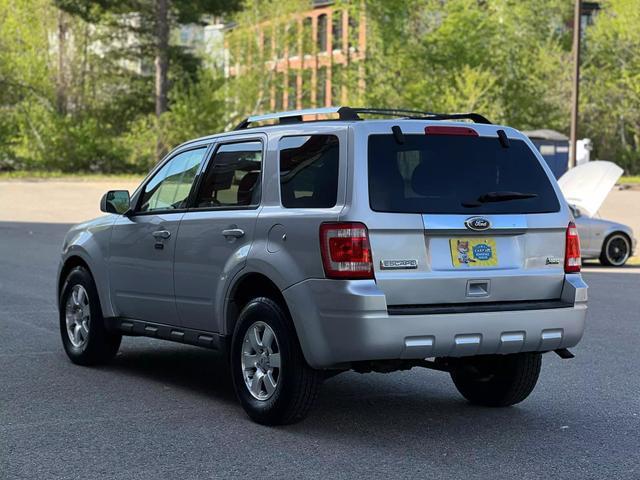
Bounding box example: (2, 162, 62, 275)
(230, 297, 322, 425)
(599, 233, 631, 267)
(59, 266, 121, 365)
(450, 353, 541, 407)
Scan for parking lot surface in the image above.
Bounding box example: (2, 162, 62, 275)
(1, 220, 639, 479)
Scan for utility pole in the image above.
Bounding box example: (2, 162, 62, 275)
(569, 0, 582, 169)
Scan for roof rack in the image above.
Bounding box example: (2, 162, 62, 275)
(353, 108, 492, 125)
(233, 106, 491, 130)
(233, 107, 358, 130)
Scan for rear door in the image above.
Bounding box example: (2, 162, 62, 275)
(363, 125, 568, 307)
(173, 137, 265, 333)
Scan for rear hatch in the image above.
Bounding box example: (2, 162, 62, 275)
(363, 124, 568, 308)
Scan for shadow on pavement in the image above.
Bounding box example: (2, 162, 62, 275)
(103, 343, 238, 405)
(99, 339, 587, 441)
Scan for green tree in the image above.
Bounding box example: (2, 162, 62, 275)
(0, 0, 54, 169)
(582, 0, 640, 173)
(363, 0, 573, 129)
(55, 0, 241, 160)
(225, 0, 574, 133)
(0, 0, 155, 172)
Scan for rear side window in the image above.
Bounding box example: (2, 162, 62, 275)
(368, 134, 560, 214)
(194, 141, 262, 208)
(279, 135, 339, 208)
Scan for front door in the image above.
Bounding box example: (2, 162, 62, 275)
(174, 139, 264, 333)
(108, 146, 208, 324)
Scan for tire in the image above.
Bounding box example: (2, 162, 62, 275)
(230, 297, 322, 425)
(599, 233, 631, 267)
(450, 352, 541, 407)
(59, 266, 121, 366)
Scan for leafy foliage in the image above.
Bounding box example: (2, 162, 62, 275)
(0, 0, 639, 173)
(581, 0, 640, 173)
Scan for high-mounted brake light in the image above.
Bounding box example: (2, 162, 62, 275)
(565, 221, 581, 273)
(319, 222, 374, 279)
(425, 126, 478, 136)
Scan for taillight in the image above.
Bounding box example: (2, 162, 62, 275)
(565, 221, 581, 273)
(425, 126, 478, 136)
(319, 222, 373, 279)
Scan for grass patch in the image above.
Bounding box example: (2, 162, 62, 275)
(627, 256, 640, 266)
(0, 170, 143, 182)
(620, 176, 640, 184)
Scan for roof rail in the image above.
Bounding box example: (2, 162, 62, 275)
(233, 106, 491, 130)
(352, 108, 492, 124)
(234, 106, 359, 130)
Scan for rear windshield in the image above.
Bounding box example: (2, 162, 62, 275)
(368, 134, 560, 214)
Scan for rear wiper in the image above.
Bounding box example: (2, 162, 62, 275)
(462, 191, 538, 207)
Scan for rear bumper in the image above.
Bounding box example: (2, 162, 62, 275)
(283, 275, 587, 369)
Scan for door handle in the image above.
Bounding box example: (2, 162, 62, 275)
(152, 230, 171, 240)
(222, 228, 245, 239)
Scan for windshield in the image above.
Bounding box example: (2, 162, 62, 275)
(368, 134, 560, 214)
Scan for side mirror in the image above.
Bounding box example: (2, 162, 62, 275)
(100, 190, 130, 214)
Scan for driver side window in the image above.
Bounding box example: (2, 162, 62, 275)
(138, 147, 207, 213)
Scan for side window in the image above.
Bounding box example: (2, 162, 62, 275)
(194, 141, 263, 208)
(138, 147, 207, 213)
(279, 135, 339, 208)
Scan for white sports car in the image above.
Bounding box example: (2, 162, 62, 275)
(559, 161, 636, 266)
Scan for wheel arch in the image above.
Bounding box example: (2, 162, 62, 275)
(608, 229, 632, 243)
(58, 254, 112, 317)
(58, 255, 92, 301)
(225, 272, 294, 338)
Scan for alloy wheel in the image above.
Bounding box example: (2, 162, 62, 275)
(606, 235, 630, 266)
(241, 321, 281, 401)
(65, 284, 91, 348)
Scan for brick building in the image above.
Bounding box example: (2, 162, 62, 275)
(224, 0, 366, 111)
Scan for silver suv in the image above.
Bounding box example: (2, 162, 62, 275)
(58, 107, 588, 425)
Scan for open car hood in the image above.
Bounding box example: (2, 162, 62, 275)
(558, 161, 623, 217)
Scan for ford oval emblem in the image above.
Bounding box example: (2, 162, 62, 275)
(465, 217, 491, 231)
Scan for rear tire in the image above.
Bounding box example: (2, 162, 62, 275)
(59, 266, 121, 366)
(450, 353, 541, 407)
(230, 297, 322, 425)
(599, 233, 631, 267)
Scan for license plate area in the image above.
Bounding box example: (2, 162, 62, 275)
(450, 237, 498, 268)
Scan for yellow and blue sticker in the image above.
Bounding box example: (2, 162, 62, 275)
(450, 238, 498, 267)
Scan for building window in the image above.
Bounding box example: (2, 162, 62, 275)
(332, 64, 343, 105)
(348, 13, 358, 51)
(179, 27, 190, 44)
(287, 70, 298, 110)
(317, 14, 328, 52)
(275, 22, 286, 59)
(332, 11, 343, 51)
(302, 17, 313, 55)
(317, 67, 327, 107)
(275, 72, 284, 111)
(301, 69, 312, 108)
(263, 27, 272, 59)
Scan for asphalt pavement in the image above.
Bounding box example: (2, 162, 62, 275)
(1, 221, 639, 480)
